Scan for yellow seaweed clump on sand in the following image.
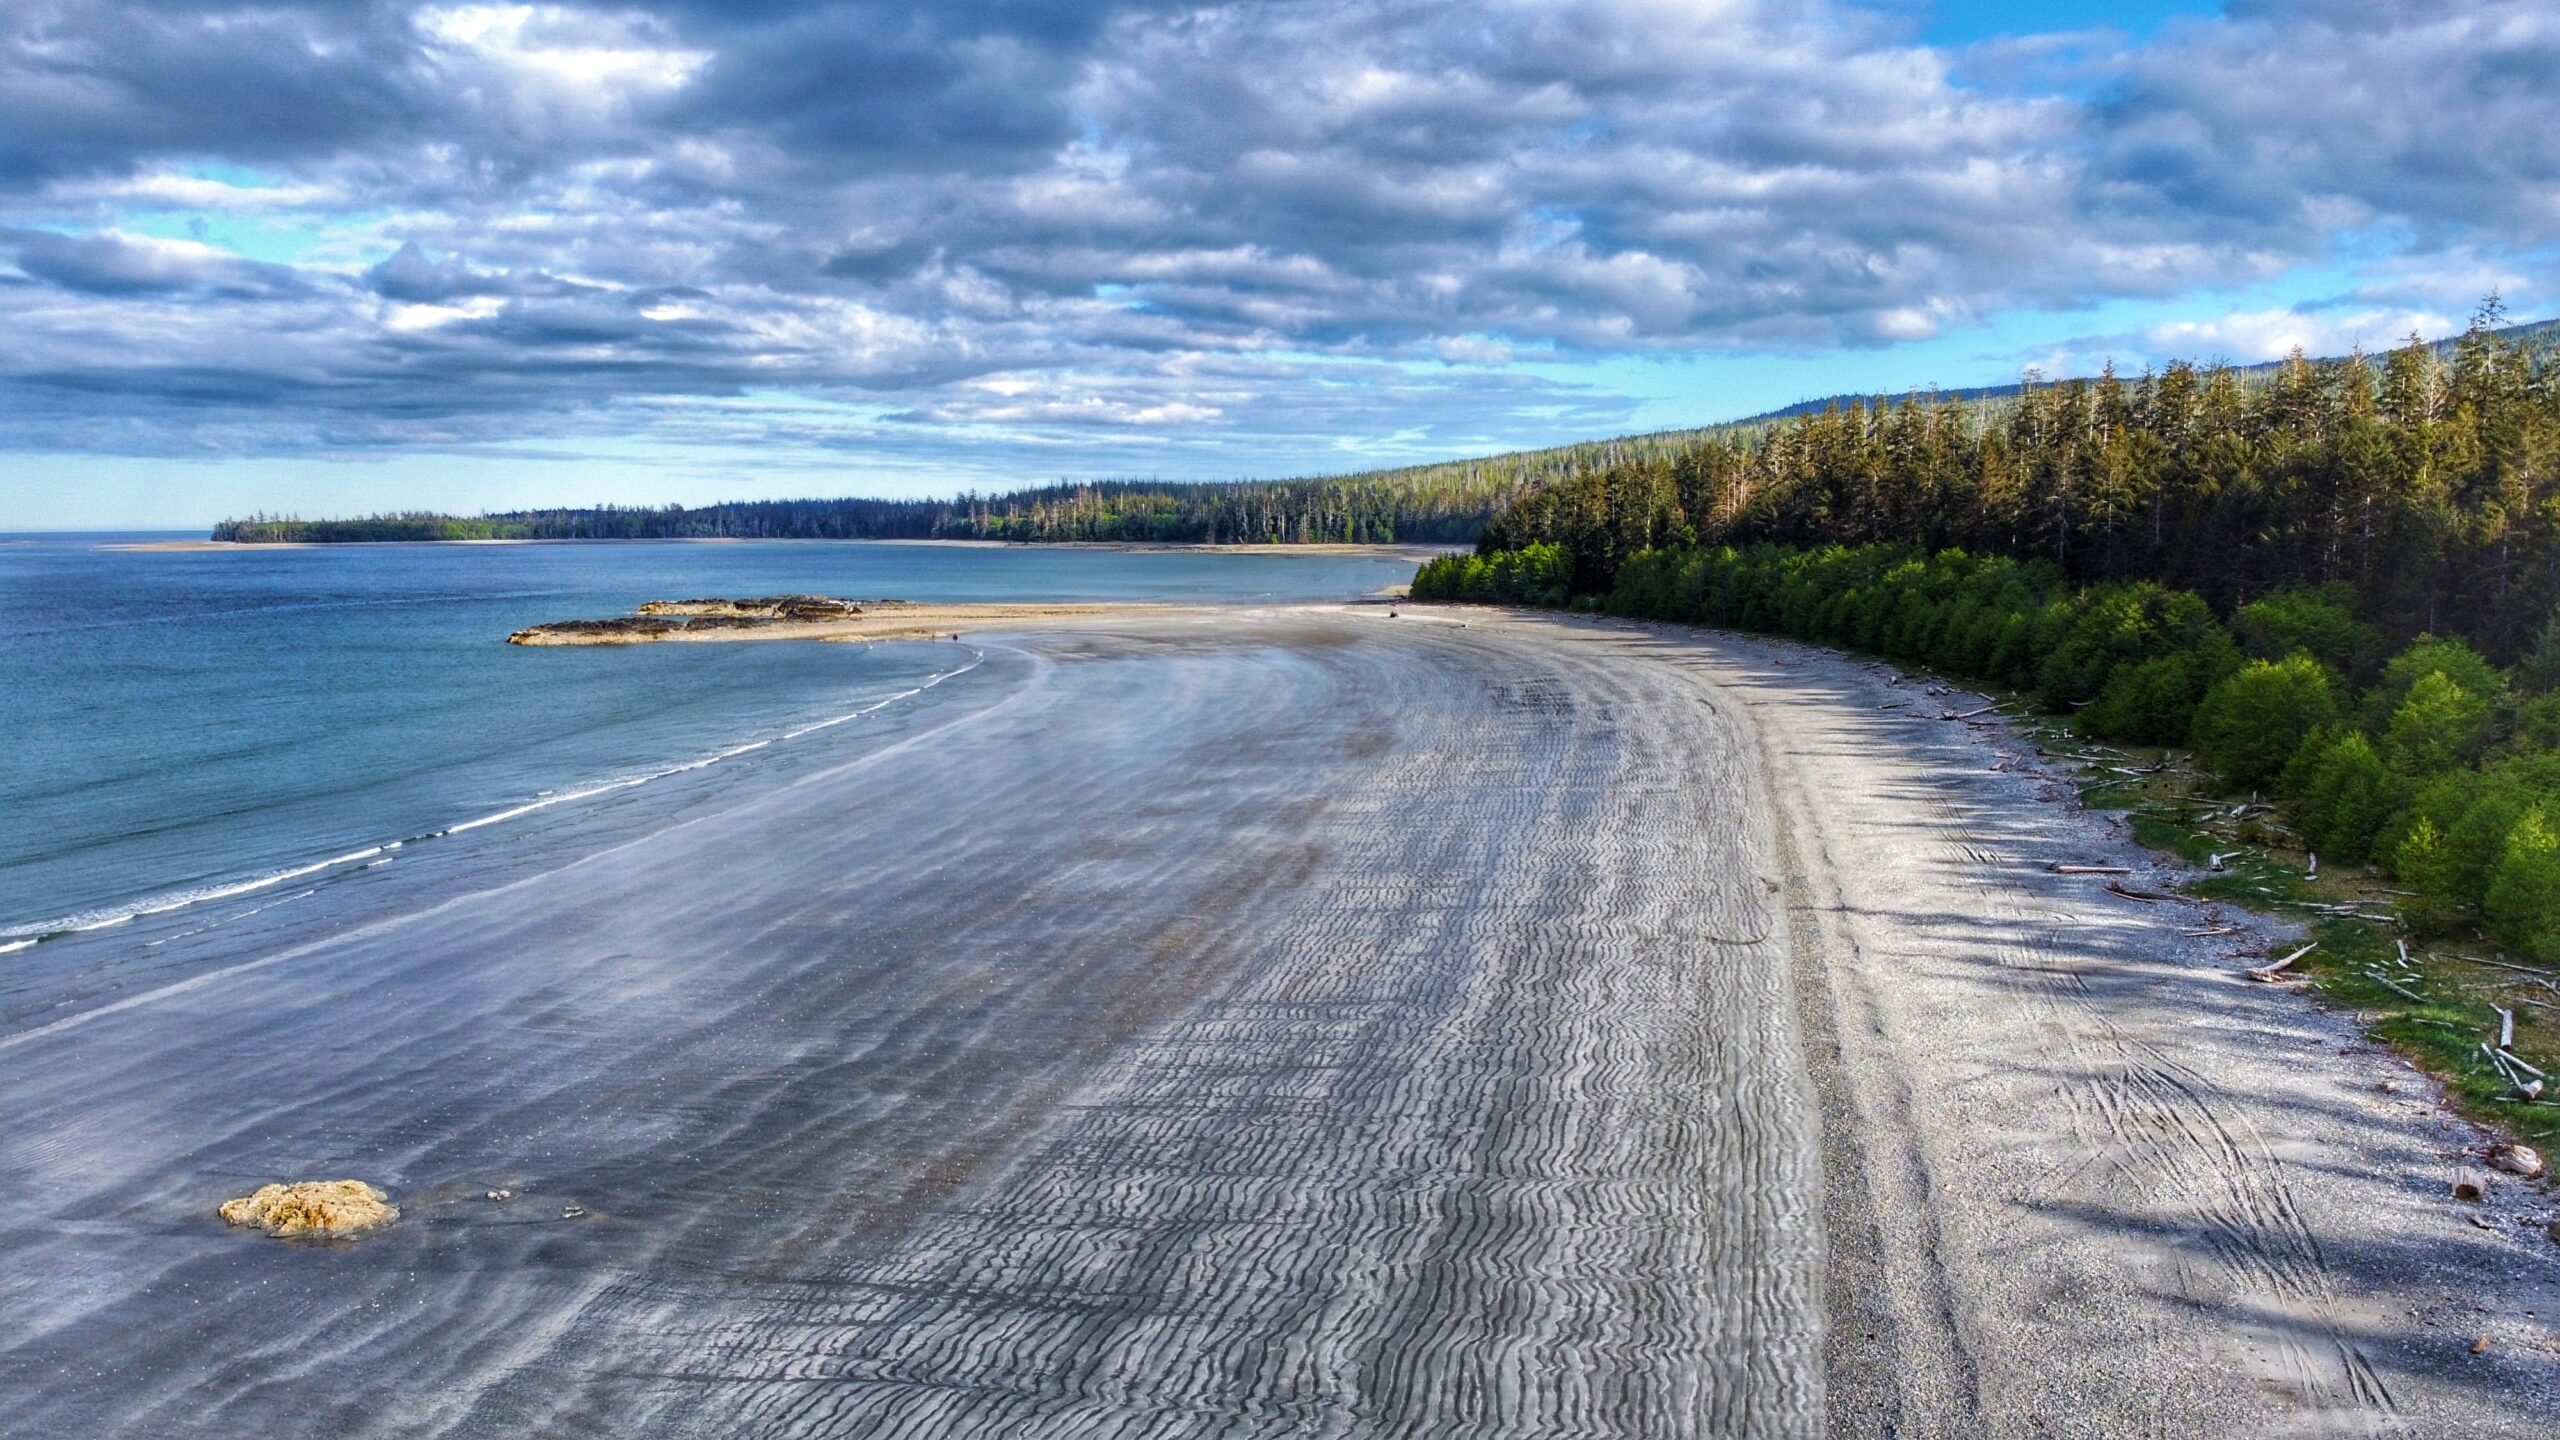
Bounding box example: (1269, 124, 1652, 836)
(218, 1179, 399, 1238)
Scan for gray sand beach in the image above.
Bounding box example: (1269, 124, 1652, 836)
(2, 607, 2554, 1437)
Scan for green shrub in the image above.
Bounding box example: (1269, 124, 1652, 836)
(2192, 656, 2341, 790)
(2387, 768, 2538, 931)
(2082, 652, 2212, 745)
(1409, 552, 1472, 601)
(1410, 543, 1573, 606)
(2280, 729, 2404, 863)
(2382, 670, 2491, 777)
(2362, 635, 2507, 740)
(1599, 544, 2077, 702)
(2232, 584, 2386, 682)
(2391, 815, 2468, 932)
(2484, 807, 2560, 962)
(2503, 695, 2560, 758)
(1480, 543, 1572, 605)
(2035, 583, 2238, 718)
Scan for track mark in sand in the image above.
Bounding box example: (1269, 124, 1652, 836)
(1636, 624, 2425, 1439)
(1846, 684, 2399, 1432)
(1769, 786, 1992, 1436)
(2013, 918, 2398, 1424)
(1916, 756, 2402, 1425)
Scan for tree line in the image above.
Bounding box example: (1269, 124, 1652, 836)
(211, 392, 1845, 547)
(1420, 304, 2560, 960)
(1476, 306, 2560, 661)
(216, 312, 2555, 559)
(209, 481, 1453, 545)
(213, 446, 1727, 547)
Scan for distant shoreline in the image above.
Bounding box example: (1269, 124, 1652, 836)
(110, 537, 1456, 561)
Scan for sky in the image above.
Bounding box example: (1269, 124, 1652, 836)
(2, 0, 2555, 529)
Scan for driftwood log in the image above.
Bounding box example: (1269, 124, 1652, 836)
(2247, 943, 2317, 983)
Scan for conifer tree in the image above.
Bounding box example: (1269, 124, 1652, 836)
(2484, 806, 2560, 961)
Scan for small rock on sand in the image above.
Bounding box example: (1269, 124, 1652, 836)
(218, 1179, 398, 1238)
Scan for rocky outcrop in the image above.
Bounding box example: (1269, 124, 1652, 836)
(634, 596, 869, 621)
(219, 1179, 398, 1238)
(510, 596, 903, 644)
(512, 616, 684, 643)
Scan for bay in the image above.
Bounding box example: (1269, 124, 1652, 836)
(0, 537, 1421, 941)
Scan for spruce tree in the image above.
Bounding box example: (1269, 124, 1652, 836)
(2484, 807, 2560, 961)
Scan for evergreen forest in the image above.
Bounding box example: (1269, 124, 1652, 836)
(1417, 305, 2560, 959)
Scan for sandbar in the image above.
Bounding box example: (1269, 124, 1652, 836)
(507, 598, 1192, 645)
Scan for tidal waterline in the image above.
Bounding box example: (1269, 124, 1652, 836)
(0, 539, 1422, 940)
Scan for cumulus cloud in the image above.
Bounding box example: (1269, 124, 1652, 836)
(2097, 0, 2560, 248)
(3, 228, 309, 297)
(0, 0, 2550, 470)
(2142, 306, 2463, 364)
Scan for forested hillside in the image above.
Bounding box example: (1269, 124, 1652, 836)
(210, 383, 1799, 545)
(1471, 309, 2560, 660)
(218, 314, 2560, 558)
(211, 430, 1769, 546)
(220, 475, 1503, 546)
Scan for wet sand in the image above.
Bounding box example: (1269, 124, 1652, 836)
(1, 607, 2553, 1436)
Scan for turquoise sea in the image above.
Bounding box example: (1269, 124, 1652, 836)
(0, 537, 1421, 944)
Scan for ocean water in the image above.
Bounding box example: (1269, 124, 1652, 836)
(0, 537, 1423, 944)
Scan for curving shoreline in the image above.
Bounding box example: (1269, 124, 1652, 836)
(5, 606, 2554, 1435)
